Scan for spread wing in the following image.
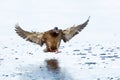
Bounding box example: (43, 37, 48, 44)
(62, 16, 90, 42)
(15, 25, 45, 46)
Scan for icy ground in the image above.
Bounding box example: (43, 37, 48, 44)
(0, 36, 120, 80)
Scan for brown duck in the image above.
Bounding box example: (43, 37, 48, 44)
(15, 17, 90, 53)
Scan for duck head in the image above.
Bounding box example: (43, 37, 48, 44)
(53, 27, 59, 34)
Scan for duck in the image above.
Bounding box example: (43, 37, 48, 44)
(15, 17, 90, 53)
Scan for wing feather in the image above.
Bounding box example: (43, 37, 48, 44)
(15, 25, 44, 46)
(62, 16, 90, 42)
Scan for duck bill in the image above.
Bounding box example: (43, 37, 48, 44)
(54, 29, 59, 34)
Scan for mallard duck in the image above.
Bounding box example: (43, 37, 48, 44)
(15, 17, 90, 53)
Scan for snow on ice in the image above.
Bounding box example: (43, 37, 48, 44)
(0, 36, 120, 80)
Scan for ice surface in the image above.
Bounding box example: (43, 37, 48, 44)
(0, 36, 120, 80)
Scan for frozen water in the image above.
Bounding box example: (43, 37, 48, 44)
(0, 36, 120, 80)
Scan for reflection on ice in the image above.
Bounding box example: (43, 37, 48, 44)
(45, 59, 60, 71)
(44, 59, 72, 80)
(20, 58, 72, 80)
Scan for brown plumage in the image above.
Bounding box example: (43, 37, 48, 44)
(15, 17, 90, 53)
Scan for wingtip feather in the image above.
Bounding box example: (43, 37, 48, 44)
(88, 16, 90, 19)
(86, 16, 90, 23)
